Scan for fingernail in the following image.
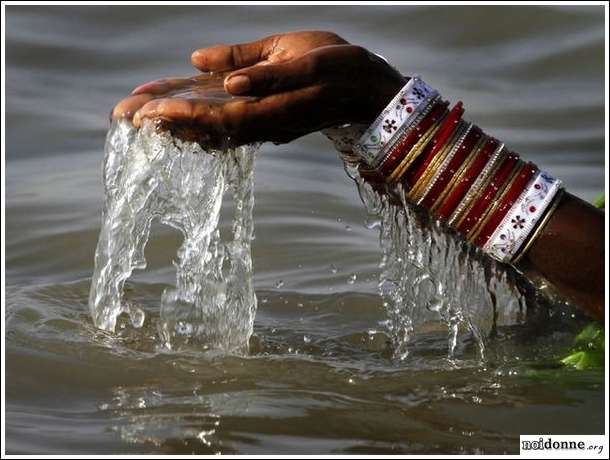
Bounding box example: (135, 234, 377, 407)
(133, 111, 142, 127)
(225, 75, 251, 94)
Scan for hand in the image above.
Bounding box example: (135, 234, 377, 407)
(112, 31, 407, 146)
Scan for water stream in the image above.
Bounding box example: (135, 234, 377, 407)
(88, 120, 258, 352)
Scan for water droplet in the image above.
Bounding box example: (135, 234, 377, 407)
(347, 273, 357, 284)
(345, 225, 352, 232)
(303, 335, 311, 343)
(275, 280, 284, 289)
(329, 264, 338, 274)
(297, 302, 304, 308)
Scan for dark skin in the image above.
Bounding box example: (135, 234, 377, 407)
(112, 31, 605, 321)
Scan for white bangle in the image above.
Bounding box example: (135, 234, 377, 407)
(353, 75, 437, 166)
(482, 170, 563, 262)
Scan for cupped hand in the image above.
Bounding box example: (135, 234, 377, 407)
(112, 31, 407, 147)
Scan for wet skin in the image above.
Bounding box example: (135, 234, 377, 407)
(111, 31, 604, 321)
(112, 31, 406, 147)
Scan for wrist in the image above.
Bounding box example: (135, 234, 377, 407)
(328, 74, 565, 267)
(359, 67, 409, 126)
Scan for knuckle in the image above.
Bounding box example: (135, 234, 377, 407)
(230, 45, 245, 67)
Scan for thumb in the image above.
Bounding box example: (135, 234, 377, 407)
(224, 56, 317, 96)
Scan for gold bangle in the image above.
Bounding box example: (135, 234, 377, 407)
(511, 188, 565, 264)
(429, 134, 489, 214)
(387, 114, 446, 183)
(408, 120, 469, 202)
(467, 160, 525, 242)
(448, 147, 510, 230)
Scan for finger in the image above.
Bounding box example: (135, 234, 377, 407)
(191, 35, 278, 72)
(220, 84, 333, 144)
(133, 97, 227, 130)
(112, 93, 156, 121)
(133, 85, 333, 145)
(131, 77, 193, 96)
(224, 54, 318, 96)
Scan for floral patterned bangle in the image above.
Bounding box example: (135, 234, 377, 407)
(474, 162, 538, 247)
(324, 74, 566, 267)
(354, 76, 437, 165)
(510, 188, 565, 264)
(373, 95, 444, 170)
(322, 124, 367, 153)
(379, 101, 449, 177)
(482, 170, 563, 262)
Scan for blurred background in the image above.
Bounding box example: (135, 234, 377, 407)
(5, 5, 605, 454)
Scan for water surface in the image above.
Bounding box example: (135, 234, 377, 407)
(5, 5, 605, 454)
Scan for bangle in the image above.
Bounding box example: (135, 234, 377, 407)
(373, 96, 444, 170)
(511, 188, 564, 264)
(474, 162, 538, 247)
(414, 122, 473, 205)
(447, 143, 506, 227)
(483, 172, 563, 262)
(404, 101, 465, 190)
(407, 120, 468, 202)
(347, 73, 568, 268)
(467, 160, 526, 242)
(420, 125, 484, 210)
(434, 137, 499, 220)
(354, 76, 437, 165)
(454, 152, 519, 234)
(384, 109, 448, 182)
(379, 102, 449, 178)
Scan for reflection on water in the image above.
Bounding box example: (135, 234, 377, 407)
(5, 4, 605, 455)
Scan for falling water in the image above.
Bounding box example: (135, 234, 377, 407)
(89, 120, 258, 352)
(342, 158, 531, 361)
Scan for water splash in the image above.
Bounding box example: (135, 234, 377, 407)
(89, 120, 258, 353)
(341, 160, 529, 361)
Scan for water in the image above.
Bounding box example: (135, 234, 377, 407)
(89, 120, 258, 352)
(5, 5, 605, 454)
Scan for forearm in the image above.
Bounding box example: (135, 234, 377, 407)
(517, 192, 604, 320)
(325, 77, 605, 321)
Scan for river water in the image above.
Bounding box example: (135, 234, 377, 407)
(5, 5, 605, 454)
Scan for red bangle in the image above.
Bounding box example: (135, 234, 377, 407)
(419, 125, 483, 210)
(434, 137, 499, 220)
(403, 101, 465, 189)
(378, 101, 449, 176)
(455, 152, 520, 236)
(474, 162, 538, 247)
